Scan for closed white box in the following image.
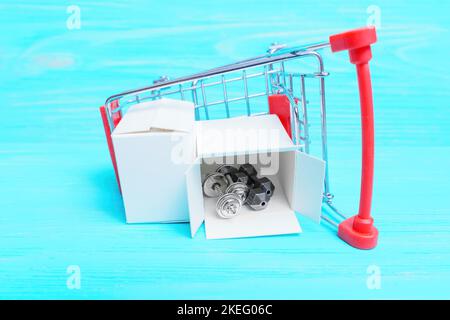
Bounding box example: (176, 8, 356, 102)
(112, 98, 195, 223)
(186, 114, 326, 239)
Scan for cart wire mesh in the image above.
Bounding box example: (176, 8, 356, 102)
(105, 42, 346, 227)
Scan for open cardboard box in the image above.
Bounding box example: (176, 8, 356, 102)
(112, 99, 195, 223)
(187, 114, 326, 239)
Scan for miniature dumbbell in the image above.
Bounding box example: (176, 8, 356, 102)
(246, 187, 270, 211)
(239, 164, 258, 182)
(246, 177, 274, 211)
(239, 163, 275, 197)
(230, 171, 250, 185)
(216, 165, 249, 203)
(202, 172, 243, 219)
(249, 176, 275, 198)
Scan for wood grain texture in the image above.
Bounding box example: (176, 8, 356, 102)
(0, 0, 449, 299)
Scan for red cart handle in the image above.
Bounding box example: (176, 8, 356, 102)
(329, 26, 379, 249)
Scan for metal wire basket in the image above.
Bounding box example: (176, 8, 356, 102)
(100, 26, 380, 249)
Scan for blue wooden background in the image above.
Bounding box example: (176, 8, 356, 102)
(1, 0, 449, 299)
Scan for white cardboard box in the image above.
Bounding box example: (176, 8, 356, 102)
(112, 98, 195, 223)
(187, 114, 326, 239)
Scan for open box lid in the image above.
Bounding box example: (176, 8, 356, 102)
(195, 114, 297, 158)
(113, 98, 195, 135)
(187, 114, 326, 238)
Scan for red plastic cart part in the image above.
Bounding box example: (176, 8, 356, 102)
(99, 102, 122, 193)
(330, 26, 378, 250)
(110, 100, 122, 128)
(268, 94, 292, 139)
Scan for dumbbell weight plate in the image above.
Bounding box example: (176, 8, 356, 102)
(239, 164, 257, 179)
(250, 176, 275, 197)
(216, 192, 242, 219)
(226, 182, 249, 202)
(231, 171, 250, 185)
(246, 187, 270, 211)
(202, 173, 228, 198)
(216, 164, 238, 176)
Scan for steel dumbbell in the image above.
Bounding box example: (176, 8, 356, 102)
(239, 163, 258, 180)
(238, 164, 275, 210)
(239, 163, 275, 197)
(216, 165, 249, 203)
(249, 176, 275, 198)
(246, 187, 270, 211)
(202, 172, 242, 219)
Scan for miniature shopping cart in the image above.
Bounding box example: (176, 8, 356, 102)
(100, 27, 379, 249)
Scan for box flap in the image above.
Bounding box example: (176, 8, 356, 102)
(196, 114, 297, 158)
(185, 159, 205, 237)
(293, 151, 326, 223)
(113, 98, 195, 135)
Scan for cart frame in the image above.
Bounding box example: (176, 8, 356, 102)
(100, 26, 379, 249)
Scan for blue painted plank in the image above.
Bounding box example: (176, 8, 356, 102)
(0, 0, 449, 299)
